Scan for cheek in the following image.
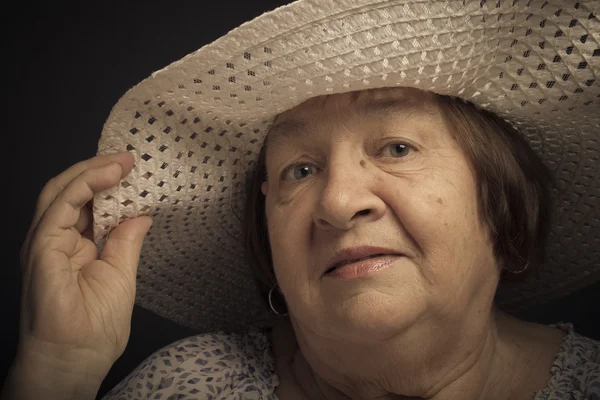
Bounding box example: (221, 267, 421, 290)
(386, 174, 468, 236)
(430, 173, 481, 241)
(266, 198, 314, 281)
(383, 165, 484, 274)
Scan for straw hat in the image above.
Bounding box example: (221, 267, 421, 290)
(92, 0, 600, 333)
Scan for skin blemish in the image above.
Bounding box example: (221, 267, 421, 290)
(360, 159, 366, 167)
(436, 197, 443, 205)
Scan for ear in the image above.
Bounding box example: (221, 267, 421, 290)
(261, 181, 268, 195)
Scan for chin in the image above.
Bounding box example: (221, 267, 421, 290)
(327, 294, 424, 341)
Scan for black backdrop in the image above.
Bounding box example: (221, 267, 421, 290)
(5, 1, 599, 398)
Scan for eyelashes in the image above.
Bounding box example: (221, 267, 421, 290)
(283, 163, 319, 181)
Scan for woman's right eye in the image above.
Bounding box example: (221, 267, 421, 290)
(282, 163, 318, 181)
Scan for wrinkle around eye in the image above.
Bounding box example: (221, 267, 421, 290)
(275, 174, 316, 205)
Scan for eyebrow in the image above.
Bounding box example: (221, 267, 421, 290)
(266, 96, 432, 146)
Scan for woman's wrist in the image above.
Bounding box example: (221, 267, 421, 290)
(1, 346, 107, 400)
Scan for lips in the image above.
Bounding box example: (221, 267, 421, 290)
(325, 254, 387, 273)
(323, 246, 402, 276)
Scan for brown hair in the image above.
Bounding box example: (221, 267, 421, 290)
(244, 94, 554, 312)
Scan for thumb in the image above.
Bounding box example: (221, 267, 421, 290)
(101, 216, 153, 281)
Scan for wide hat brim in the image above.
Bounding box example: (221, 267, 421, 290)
(93, 0, 600, 333)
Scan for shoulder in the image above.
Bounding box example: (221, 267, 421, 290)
(101, 327, 278, 399)
(535, 323, 600, 400)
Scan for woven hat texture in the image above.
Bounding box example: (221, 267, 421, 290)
(93, 0, 600, 333)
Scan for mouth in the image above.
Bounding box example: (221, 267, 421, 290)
(323, 246, 404, 277)
(325, 254, 389, 274)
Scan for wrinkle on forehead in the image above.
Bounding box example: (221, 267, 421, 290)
(265, 87, 438, 148)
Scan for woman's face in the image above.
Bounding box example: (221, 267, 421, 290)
(262, 87, 500, 341)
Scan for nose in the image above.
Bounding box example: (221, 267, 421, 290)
(313, 157, 386, 231)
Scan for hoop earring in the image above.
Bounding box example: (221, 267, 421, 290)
(505, 262, 529, 274)
(268, 284, 289, 317)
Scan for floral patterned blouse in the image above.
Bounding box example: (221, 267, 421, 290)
(101, 323, 599, 399)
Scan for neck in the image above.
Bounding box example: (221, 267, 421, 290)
(290, 308, 534, 400)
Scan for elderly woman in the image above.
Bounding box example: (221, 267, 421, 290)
(3, 0, 599, 399)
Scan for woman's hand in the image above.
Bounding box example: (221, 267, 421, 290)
(16, 152, 152, 381)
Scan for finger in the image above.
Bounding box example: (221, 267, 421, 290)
(31, 152, 134, 233)
(33, 162, 125, 249)
(78, 202, 95, 241)
(81, 224, 94, 242)
(22, 152, 134, 265)
(74, 201, 93, 234)
(101, 216, 153, 285)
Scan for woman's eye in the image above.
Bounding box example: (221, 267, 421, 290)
(383, 143, 412, 158)
(283, 164, 317, 181)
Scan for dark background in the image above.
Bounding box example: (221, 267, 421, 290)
(4, 1, 599, 398)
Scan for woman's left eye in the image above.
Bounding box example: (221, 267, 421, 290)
(282, 163, 318, 181)
(382, 143, 412, 158)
